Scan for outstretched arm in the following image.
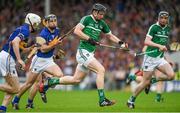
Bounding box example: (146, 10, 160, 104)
(106, 33, 128, 47)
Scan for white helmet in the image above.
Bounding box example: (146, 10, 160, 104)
(25, 13, 41, 25)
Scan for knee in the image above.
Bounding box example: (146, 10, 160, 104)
(72, 78, 81, 84)
(168, 72, 175, 80)
(73, 79, 81, 84)
(143, 80, 151, 86)
(97, 67, 105, 75)
(11, 86, 20, 94)
(57, 74, 64, 78)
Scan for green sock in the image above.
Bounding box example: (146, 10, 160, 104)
(129, 96, 136, 102)
(156, 93, 162, 101)
(98, 89, 105, 102)
(151, 77, 158, 84)
(48, 78, 60, 87)
(129, 74, 136, 81)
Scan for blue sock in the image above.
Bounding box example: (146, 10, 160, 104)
(28, 98, 33, 104)
(13, 96, 20, 103)
(0, 105, 7, 112)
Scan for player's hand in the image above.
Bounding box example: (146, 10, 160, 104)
(159, 45, 167, 51)
(17, 59, 25, 70)
(118, 41, 128, 48)
(49, 36, 62, 47)
(87, 38, 99, 46)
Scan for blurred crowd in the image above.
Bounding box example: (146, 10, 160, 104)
(0, 0, 180, 90)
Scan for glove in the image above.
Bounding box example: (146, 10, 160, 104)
(19, 41, 28, 50)
(87, 38, 99, 46)
(118, 41, 128, 48)
(49, 36, 61, 47)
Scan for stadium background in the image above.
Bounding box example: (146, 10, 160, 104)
(0, 0, 180, 112)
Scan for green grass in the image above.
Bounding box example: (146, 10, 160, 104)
(0, 90, 180, 112)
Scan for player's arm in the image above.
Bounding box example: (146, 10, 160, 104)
(74, 24, 90, 40)
(12, 36, 25, 69)
(145, 36, 167, 51)
(145, 25, 167, 51)
(142, 46, 147, 52)
(74, 24, 98, 45)
(103, 21, 127, 47)
(12, 37, 22, 61)
(105, 33, 126, 46)
(36, 36, 60, 53)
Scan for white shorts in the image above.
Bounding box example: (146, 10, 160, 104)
(0, 51, 17, 77)
(30, 55, 56, 73)
(142, 55, 168, 71)
(76, 49, 95, 73)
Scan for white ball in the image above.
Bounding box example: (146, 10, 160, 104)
(121, 43, 125, 48)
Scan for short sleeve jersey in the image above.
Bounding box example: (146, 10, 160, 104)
(37, 27, 60, 58)
(78, 15, 111, 52)
(146, 22, 170, 58)
(2, 24, 30, 60)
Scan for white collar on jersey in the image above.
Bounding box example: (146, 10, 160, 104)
(156, 22, 167, 29)
(90, 15, 98, 23)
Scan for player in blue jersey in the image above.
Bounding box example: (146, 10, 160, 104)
(0, 13, 41, 112)
(12, 14, 64, 110)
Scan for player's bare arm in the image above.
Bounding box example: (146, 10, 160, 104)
(74, 24, 90, 40)
(12, 36, 25, 68)
(145, 36, 167, 51)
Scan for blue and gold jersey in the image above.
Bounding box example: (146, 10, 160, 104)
(2, 23, 30, 60)
(37, 27, 60, 58)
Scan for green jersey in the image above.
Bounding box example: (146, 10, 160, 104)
(78, 15, 111, 52)
(146, 22, 170, 58)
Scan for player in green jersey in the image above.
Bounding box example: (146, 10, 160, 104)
(39, 3, 128, 107)
(127, 11, 175, 109)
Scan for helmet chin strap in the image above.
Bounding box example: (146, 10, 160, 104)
(28, 17, 35, 33)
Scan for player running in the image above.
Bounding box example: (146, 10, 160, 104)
(12, 14, 64, 110)
(127, 11, 175, 109)
(39, 3, 128, 107)
(0, 13, 41, 112)
(127, 62, 173, 102)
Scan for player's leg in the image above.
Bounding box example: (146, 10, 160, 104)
(127, 55, 155, 109)
(155, 81, 164, 102)
(155, 70, 164, 102)
(126, 70, 143, 84)
(0, 93, 13, 112)
(0, 75, 20, 94)
(38, 64, 65, 102)
(39, 64, 87, 90)
(156, 62, 175, 81)
(86, 58, 115, 107)
(26, 74, 43, 109)
(127, 71, 153, 108)
(12, 71, 39, 110)
(0, 75, 20, 112)
(40, 64, 88, 88)
(39, 64, 63, 91)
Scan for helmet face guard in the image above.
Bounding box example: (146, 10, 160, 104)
(158, 11, 169, 18)
(25, 13, 41, 32)
(43, 14, 57, 30)
(45, 14, 57, 22)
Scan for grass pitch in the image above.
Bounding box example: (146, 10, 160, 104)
(0, 90, 180, 112)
